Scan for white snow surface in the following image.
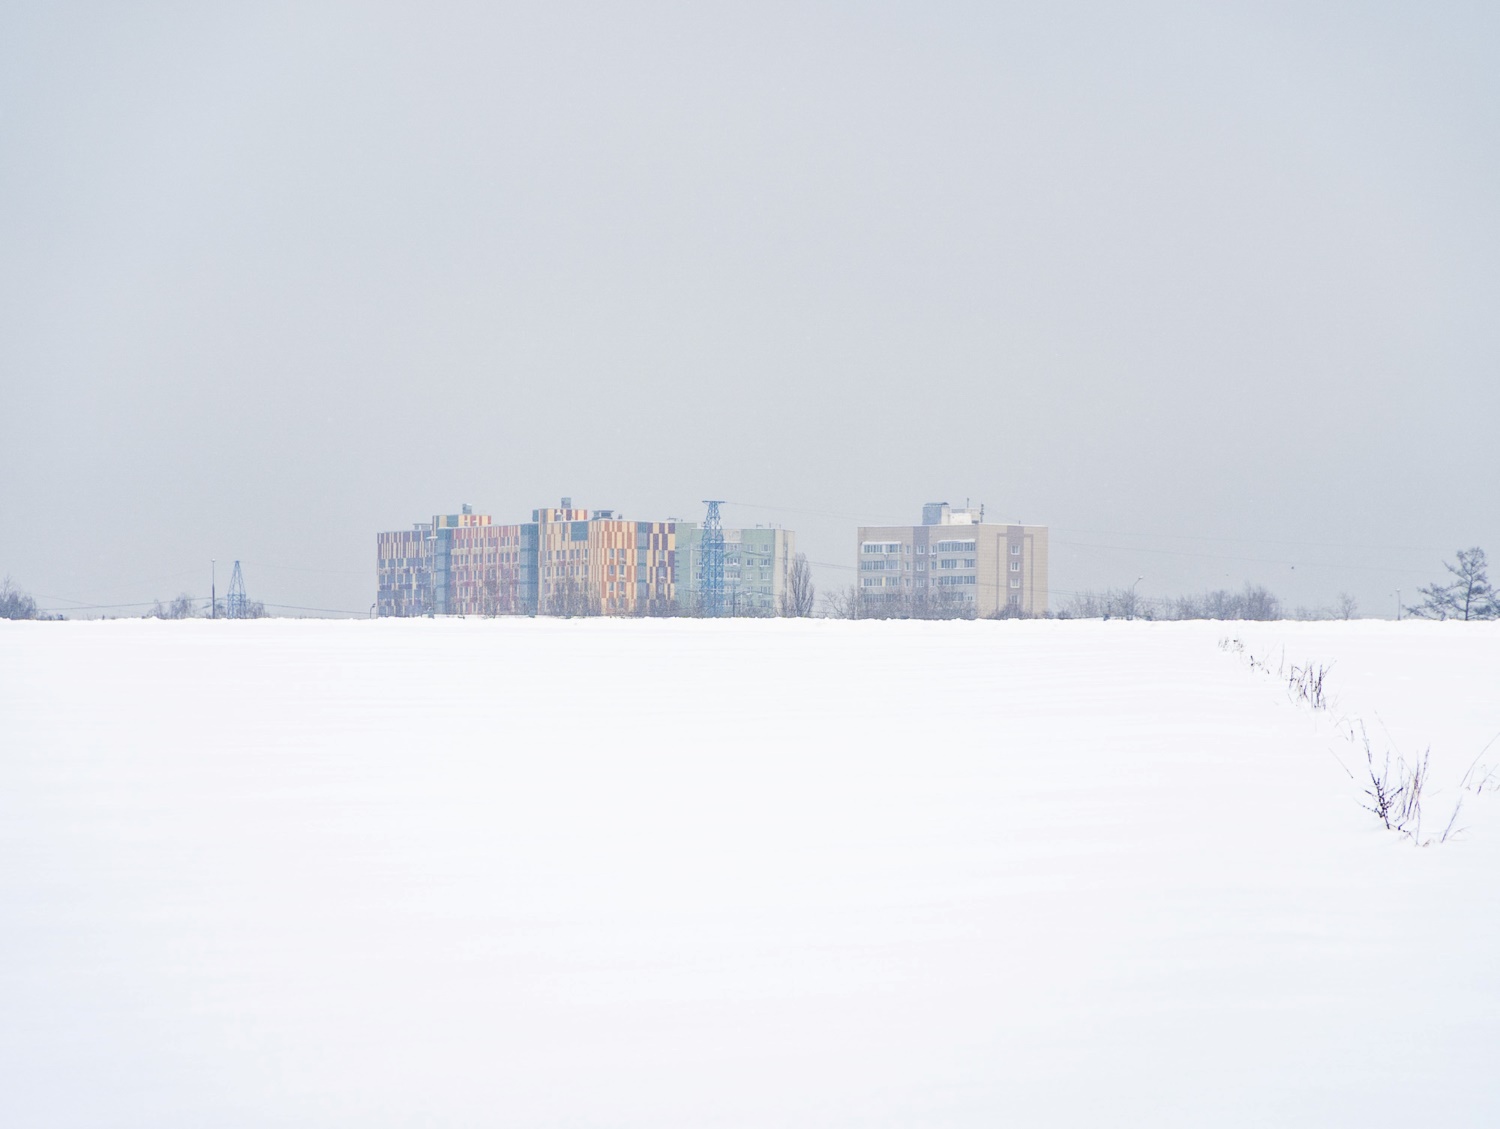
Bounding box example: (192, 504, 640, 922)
(3, 617, 1499, 1126)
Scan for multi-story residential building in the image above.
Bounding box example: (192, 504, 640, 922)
(534, 504, 677, 616)
(446, 515, 536, 616)
(856, 502, 1048, 616)
(377, 506, 532, 617)
(378, 500, 684, 617)
(375, 524, 437, 616)
(675, 524, 797, 616)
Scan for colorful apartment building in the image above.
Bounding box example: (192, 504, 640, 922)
(378, 500, 684, 617)
(533, 504, 677, 616)
(377, 506, 527, 617)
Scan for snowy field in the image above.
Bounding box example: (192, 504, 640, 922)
(3, 617, 1500, 1127)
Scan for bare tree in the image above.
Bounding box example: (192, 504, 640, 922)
(909, 585, 973, 619)
(988, 600, 1036, 620)
(0, 576, 39, 620)
(546, 576, 600, 617)
(147, 593, 198, 620)
(779, 553, 816, 617)
(1408, 548, 1495, 621)
(1170, 592, 1205, 619)
(1336, 592, 1358, 620)
(1065, 588, 1144, 619)
(1240, 584, 1281, 621)
(822, 584, 858, 619)
(823, 582, 976, 620)
(1074, 583, 1285, 621)
(823, 584, 879, 619)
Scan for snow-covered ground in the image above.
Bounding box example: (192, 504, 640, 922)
(3, 618, 1499, 1127)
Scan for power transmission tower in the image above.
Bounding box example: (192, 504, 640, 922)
(226, 560, 249, 619)
(698, 500, 725, 617)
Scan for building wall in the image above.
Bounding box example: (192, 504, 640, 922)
(856, 510, 1048, 616)
(631, 521, 678, 615)
(535, 506, 594, 615)
(376, 528, 432, 616)
(573, 519, 680, 616)
(446, 523, 532, 615)
(532, 507, 681, 616)
(676, 525, 795, 615)
(378, 502, 791, 617)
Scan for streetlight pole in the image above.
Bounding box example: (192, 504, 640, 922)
(1130, 576, 1144, 620)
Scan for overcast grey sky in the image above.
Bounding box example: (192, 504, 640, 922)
(2, 1, 1496, 617)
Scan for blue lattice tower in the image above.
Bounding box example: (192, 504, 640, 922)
(698, 500, 725, 617)
(226, 560, 249, 619)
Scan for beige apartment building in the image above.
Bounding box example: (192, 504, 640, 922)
(857, 502, 1048, 617)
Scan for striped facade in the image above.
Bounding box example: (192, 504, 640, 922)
(445, 522, 535, 616)
(379, 501, 686, 617)
(375, 528, 434, 617)
(535, 508, 679, 616)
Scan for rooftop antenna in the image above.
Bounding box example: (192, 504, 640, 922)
(699, 500, 725, 617)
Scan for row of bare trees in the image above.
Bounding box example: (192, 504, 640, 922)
(1, 577, 40, 620)
(145, 594, 267, 619)
(524, 553, 818, 619)
(1063, 548, 1495, 622)
(822, 584, 978, 620)
(1061, 584, 1290, 621)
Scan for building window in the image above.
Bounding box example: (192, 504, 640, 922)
(1011, 578, 1021, 588)
(1011, 561, 1020, 572)
(1011, 544, 1021, 555)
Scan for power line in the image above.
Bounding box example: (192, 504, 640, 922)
(261, 602, 370, 615)
(35, 600, 162, 613)
(1051, 539, 1435, 575)
(240, 560, 369, 576)
(724, 498, 1451, 557)
(1050, 525, 1441, 554)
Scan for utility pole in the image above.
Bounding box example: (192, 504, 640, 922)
(211, 559, 216, 619)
